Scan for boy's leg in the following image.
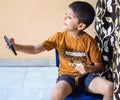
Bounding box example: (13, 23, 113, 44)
(50, 80, 72, 100)
(88, 77, 113, 100)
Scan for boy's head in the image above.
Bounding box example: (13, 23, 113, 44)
(69, 1, 95, 29)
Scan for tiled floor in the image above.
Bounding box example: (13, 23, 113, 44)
(0, 67, 58, 100)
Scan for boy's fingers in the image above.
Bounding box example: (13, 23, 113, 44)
(75, 66, 82, 71)
(2, 40, 9, 49)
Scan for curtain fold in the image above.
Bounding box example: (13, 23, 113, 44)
(95, 0, 120, 99)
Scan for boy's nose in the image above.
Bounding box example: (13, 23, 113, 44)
(63, 15, 67, 21)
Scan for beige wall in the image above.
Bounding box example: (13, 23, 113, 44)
(0, 0, 97, 59)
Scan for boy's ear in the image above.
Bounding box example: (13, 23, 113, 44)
(78, 23, 86, 30)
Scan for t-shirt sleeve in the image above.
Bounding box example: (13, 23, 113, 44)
(42, 32, 58, 51)
(89, 39, 102, 63)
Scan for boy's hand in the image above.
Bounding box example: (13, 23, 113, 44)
(3, 36, 17, 55)
(4, 37, 15, 48)
(9, 38, 15, 46)
(75, 63, 88, 74)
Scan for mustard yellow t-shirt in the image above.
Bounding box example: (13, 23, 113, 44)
(42, 30, 102, 76)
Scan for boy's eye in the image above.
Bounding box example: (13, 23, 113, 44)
(68, 16, 72, 19)
(65, 13, 72, 19)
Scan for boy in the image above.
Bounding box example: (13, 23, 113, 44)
(6, 1, 113, 100)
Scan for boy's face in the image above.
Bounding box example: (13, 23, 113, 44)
(62, 7, 80, 31)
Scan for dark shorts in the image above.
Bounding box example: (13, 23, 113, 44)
(57, 73, 97, 93)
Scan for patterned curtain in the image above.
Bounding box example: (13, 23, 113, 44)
(95, 0, 120, 99)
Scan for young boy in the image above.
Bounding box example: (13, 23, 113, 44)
(6, 1, 113, 100)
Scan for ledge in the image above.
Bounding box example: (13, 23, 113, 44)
(0, 59, 56, 67)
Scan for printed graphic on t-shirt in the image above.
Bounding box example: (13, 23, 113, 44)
(62, 48, 87, 66)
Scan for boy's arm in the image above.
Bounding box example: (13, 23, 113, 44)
(86, 62, 104, 73)
(75, 62, 104, 74)
(10, 38, 46, 54)
(14, 43, 46, 54)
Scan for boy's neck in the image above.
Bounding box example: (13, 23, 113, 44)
(68, 30, 84, 38)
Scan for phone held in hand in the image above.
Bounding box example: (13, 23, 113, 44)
(4, 35, 17, 56)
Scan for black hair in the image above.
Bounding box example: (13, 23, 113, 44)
(69, 1, 95, 28)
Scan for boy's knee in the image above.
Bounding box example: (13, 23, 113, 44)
(108, 82, 113, 91)
(105, 82, 114, 95)
(50, 89, 63, 100)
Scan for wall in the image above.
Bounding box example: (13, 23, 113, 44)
(0, 0, 96, 59)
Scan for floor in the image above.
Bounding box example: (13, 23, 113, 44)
(0, 66, 58, 100)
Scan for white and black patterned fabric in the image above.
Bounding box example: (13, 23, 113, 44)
(95, 0, 120, 99)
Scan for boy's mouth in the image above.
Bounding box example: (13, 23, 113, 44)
(62, 21, 67, 27)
